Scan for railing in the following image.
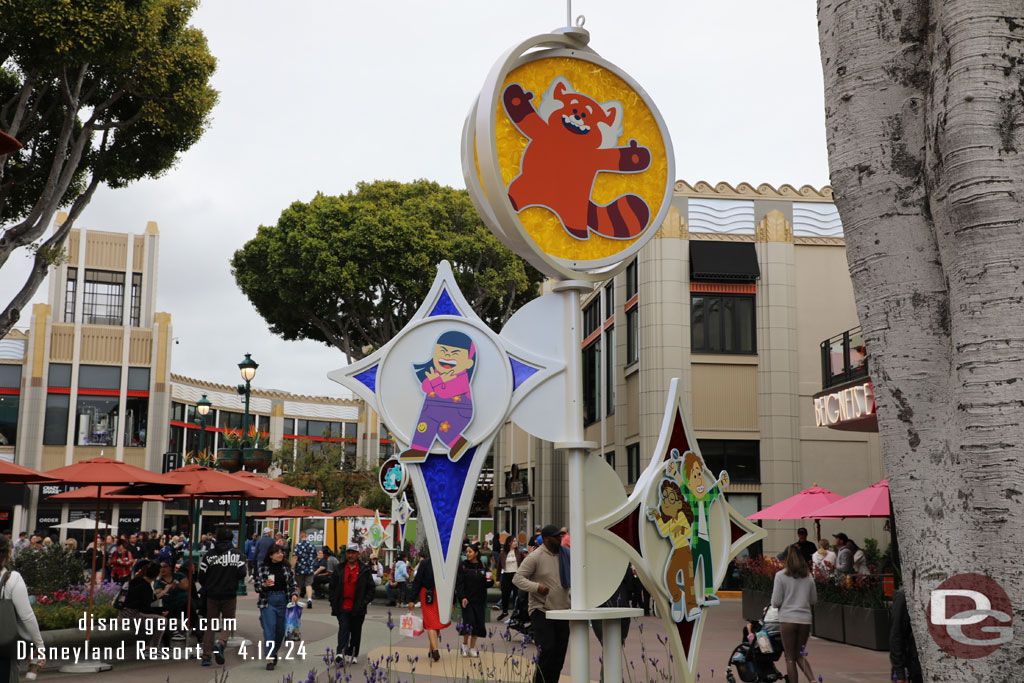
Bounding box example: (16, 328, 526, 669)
(820, 326, 869, 389)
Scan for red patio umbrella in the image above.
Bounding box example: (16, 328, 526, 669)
(326, 505, 378, 553)
(48, 486, 171, 503)
(250, 505, 325, 518)
(0, 130, 22, 154)
(0, 459, 58, 484)
(231, 470, 314, 499)
(748, 483, 844, 542)
(806, 480, 890, 519)
(43, 457, 175, 667)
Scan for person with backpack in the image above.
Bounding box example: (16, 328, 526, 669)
(1, 534, 46, 681)
(197, 526, 247, 667)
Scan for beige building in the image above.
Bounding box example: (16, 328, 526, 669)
(492, 181, 888, 557)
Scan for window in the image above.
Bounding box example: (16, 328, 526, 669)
(43, 394, 69, 445)
(127, 367, 149, 392)
(129, 273, 142, 327)
(64, 268, 77, 322)
(123, 396, 147, 447)
(604, 450, 616, 469)
(219, 411, 244, 430)
(582, 340, 601, 425)
(691, 294, 756, 354)
(78, 365, 120, 390)
(48, 363, 72, 388)
(75, 395, 119, 446)
(625, 259, 638, 299)
(626, 308, 638, 364)
(604, 281, 614, 318)
(82, 269, 125, 326)
(627, 443, 641, 484)
(344, 422, 358, 440)
(583, 299, 601, 337)
(696, 440, 760, 483)
(0, 395, 17, 446)
(171, 401, 185, 422)
(167, 424, 184, 454)
(605, 326, 615, 415)
(283, 418, 296, 435)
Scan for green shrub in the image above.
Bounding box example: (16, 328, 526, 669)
(32, 603, 118, 631)
(11, 546, 86, 595)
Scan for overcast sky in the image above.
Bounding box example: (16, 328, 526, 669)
(2, 1, 829, 398)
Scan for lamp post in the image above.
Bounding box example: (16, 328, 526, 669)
(195, 393, 212, 455)
(235, 353, 258, 597)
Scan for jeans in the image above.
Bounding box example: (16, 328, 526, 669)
(386, 581, 406, 604)
(260, 592, 289, 660)
(531, 611, 569, 683)
(500, 573, 517, 615)
(336, 610, 366, 657)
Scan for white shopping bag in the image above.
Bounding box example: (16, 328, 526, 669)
(399, 611, 424, 638)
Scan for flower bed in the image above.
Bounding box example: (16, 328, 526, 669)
(33, 582, 121, 630)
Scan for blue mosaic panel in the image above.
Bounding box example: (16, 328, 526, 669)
(509, 357, 540, 391)
(418, 446, 477, 561)
(428, 289, 460, 317)
(353, 365, 378, 393)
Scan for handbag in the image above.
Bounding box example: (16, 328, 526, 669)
(112, 580, 130, 610)
(0, 569, 20, 658)
(424, 588, 434, 605)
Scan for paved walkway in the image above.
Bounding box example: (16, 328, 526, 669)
(30, 593, 891, 682)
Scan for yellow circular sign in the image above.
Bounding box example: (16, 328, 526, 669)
(465, 34, 674, 281)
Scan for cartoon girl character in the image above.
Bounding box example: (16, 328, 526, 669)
(681, 450, 729, 605)
(399, 330, 477, 463)
(647, 456, 701, 622)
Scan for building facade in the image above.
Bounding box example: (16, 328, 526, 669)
(492, 181, 888, 556)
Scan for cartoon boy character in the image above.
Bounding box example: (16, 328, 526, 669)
(646, 463, 701, 622)
(399, 330, 477, 463)
(679, 449, 729, 605)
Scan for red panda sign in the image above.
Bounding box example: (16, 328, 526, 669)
(464, 28, 674, 282)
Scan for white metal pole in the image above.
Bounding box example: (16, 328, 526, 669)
(603, 619, 623, 683)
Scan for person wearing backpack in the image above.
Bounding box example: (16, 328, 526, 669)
(1, 534, 45, 681)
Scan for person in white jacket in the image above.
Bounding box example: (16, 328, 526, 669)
(1, 534, 46, 681)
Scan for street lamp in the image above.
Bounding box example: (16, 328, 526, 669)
(195, 393, 212, 455)
(235, 353, 258, 598)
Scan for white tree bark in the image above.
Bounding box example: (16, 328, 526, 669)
(818, 1, 1024, 679)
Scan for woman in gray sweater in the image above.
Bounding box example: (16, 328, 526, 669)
(771, 548, 817, 682)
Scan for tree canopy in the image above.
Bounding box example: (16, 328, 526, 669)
(232, 179, 544, 363)
(0, 0, 217, 335)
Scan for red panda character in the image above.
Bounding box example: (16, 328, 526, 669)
(502, 76, 652, 240)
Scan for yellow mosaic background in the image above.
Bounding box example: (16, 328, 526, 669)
(493, 56, 669, 262)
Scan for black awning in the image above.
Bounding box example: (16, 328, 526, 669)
(690, 241, 760, 282)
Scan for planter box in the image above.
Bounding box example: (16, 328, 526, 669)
(243, 447, 272, 472)
(812, 601, 845, 642)
(843, 604, 890, 651)
(741, 589, 771, 621)
(217, 448, 241, 472)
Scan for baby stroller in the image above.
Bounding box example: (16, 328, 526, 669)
(726, 606, 787, 683)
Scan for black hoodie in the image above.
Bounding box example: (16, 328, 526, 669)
(198, 541, 247, 599)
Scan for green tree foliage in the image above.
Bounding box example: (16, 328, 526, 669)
(0, 0, 218, 335)
(273, 441, 375, 511)
(231, 180, 544, 362)
(12, 545, 86, 595)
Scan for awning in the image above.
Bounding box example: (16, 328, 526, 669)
(690, 241, 760, 282)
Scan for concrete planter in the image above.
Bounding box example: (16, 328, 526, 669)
(741, 589, 771, 622)
(812, 601, 845, 642)
(842, 604, 890, 651)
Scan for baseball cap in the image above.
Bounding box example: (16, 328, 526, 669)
(832, 532, 849, 542)
(540, 524, 565, 538)
(263, 527, 273, 534)
(346, 544, 361, 552)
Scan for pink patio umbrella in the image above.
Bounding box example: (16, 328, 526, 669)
(748, 483, 845, 541)
(806, 479, 890, 519)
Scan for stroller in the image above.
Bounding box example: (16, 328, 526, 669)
(726, 606, 788, 683)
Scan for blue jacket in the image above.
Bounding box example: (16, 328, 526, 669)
(245, 539, 256, 561)
(254, 534, 275, 564)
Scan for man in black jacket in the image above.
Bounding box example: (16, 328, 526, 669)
(197, 526, 247, 666)
(329, 545, 375, 666)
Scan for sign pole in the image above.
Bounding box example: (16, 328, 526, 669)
(553, 280, 598, 683)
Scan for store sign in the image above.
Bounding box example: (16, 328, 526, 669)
(814, 381, 875, 427)
(35, 511, 60, 530)
(39, 483, 70, 500)
(505, 464, 529, 498)
(118, 511, 142, 533)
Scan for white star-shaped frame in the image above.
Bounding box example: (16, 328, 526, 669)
(329, 260, 561, 623)
(588, 378, 766, 683)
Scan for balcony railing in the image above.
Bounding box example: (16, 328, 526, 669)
(820, 326, 868, 389)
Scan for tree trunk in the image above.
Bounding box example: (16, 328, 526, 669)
(818, 1, 1024, 678)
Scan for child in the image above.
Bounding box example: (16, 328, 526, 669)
(400, 330, 478, 463)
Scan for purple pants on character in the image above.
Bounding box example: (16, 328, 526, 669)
(412, 396, 473, 450)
